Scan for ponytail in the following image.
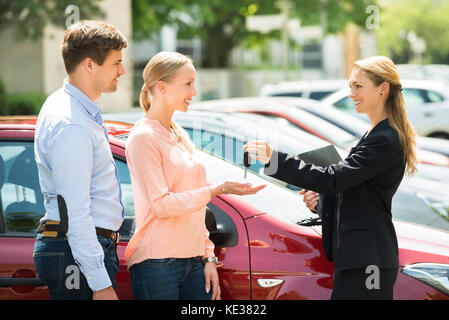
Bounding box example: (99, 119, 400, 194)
(385, 85, 418, 175)
(139, 84, 151, 113)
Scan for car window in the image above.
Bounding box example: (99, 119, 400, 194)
(403, 88, 427, 107)
(271, 92, 303, 98)
(0, 141, 44, 234)
(309, 91, 333, 101)
(334, 96, 354, 112)
(424, 90, 445, 103)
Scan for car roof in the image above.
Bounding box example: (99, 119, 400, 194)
(259, 79, 347, 95)
(0, 116, 133, 137)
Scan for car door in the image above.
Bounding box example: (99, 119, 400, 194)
(0, 137, 49, 299)
(419, 89, 449, 137)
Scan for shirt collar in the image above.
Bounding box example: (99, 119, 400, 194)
(63, 79, 102, 124)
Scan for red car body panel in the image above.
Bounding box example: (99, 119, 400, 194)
(1, 117, 449, 300)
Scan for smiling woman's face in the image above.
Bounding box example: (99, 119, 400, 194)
(348, 67, 383, 116)
(163, 62, 197, 112)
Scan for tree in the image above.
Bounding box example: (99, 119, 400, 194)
(0, 0, 103, 40)
(132, 0, 377, 68)
(376, 0, 449, 64)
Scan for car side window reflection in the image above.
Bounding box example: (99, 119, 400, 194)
(0, 141, 44, 234)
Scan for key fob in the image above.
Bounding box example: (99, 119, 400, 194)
(244, 151, 251, 168)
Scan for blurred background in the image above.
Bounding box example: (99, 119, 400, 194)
(1, 0, 449, 113)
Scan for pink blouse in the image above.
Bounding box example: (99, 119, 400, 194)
(125, 118, 215, 269)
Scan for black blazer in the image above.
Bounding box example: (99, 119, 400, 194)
(264, 118, 405, 270)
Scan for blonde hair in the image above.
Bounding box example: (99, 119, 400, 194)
(140, 51, 195, 153)
(354, 56, 417, 175)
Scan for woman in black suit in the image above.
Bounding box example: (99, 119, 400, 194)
(244, 56, 417, 300)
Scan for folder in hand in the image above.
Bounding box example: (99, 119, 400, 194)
(297, 144, 342, 167)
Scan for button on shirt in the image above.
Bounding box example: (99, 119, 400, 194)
(125, 118, 215, 269)
(34, 79, 124, 291)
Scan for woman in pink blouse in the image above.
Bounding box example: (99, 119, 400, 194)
(125, 51, 265, 300)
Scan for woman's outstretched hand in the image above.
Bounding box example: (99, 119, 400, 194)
(243, 141, 273, 165)
(211, 181, 266, 198)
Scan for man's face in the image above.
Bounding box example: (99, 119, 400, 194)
(92, 49, 126, 93)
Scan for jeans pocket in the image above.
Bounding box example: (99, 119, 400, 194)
(33, 236, 67, 293)
(33, 251, 65, 293)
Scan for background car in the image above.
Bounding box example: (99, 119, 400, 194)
(190, 97, 449, 167)
(259, 79, 347, 101)
(397, 64, 449, 85)
(322, 79, 449, 139)
(2, 117, 449, 300)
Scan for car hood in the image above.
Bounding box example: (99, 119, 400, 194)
(394, 219, 449, 265)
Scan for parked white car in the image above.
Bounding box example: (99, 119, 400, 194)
(397, 64, 449, 84)
(259, 79, 346, 101)
(321, 79, 449, 139)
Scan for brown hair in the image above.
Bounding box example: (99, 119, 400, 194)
(61, 20, 128, 74)
(354, 56, 417, 175)
(140, 51, 195, 153)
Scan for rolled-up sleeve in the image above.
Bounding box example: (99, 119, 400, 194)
(126, 132, 212, 218)
(48, 125, 111, 291)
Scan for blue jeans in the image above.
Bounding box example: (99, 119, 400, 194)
(130, 257, 213, 300)
(33, 232, 119, 300)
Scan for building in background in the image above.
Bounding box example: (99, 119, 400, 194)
(0, 0, 133, 112)
(131, 22, 376, 103)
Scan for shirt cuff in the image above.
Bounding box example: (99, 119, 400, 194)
(84, 265, 112, 292)
(264, 150, 278, 173)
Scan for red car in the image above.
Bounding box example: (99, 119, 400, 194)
(1, 116, 449, 300)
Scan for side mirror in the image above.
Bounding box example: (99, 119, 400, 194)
(205, 205, 238, 247)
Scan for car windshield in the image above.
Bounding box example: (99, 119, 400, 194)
(117, 133, 316, 225)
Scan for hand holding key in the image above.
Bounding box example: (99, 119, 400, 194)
(243, 141, 273, 164)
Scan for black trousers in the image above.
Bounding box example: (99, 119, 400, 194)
(331, 267, 398, 300)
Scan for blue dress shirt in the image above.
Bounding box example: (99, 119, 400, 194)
(34, 79, 124, 291)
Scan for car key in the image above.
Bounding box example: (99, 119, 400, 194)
(243, 151, 251, 179)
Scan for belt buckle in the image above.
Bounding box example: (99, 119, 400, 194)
(113, 232, 120, 244)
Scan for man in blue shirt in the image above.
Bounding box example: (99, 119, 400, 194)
(33, 20, 127, 300)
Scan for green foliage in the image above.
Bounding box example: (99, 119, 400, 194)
(3, 92, 47, 115)
(0, 0, 103, 40)
(132, 0, 378, 67)
(376, 0, 449, 64)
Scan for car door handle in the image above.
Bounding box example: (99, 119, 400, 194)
(423, 112, 433, 117)
(0, 277, 45, 287)
(257, 279, 284, 288)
